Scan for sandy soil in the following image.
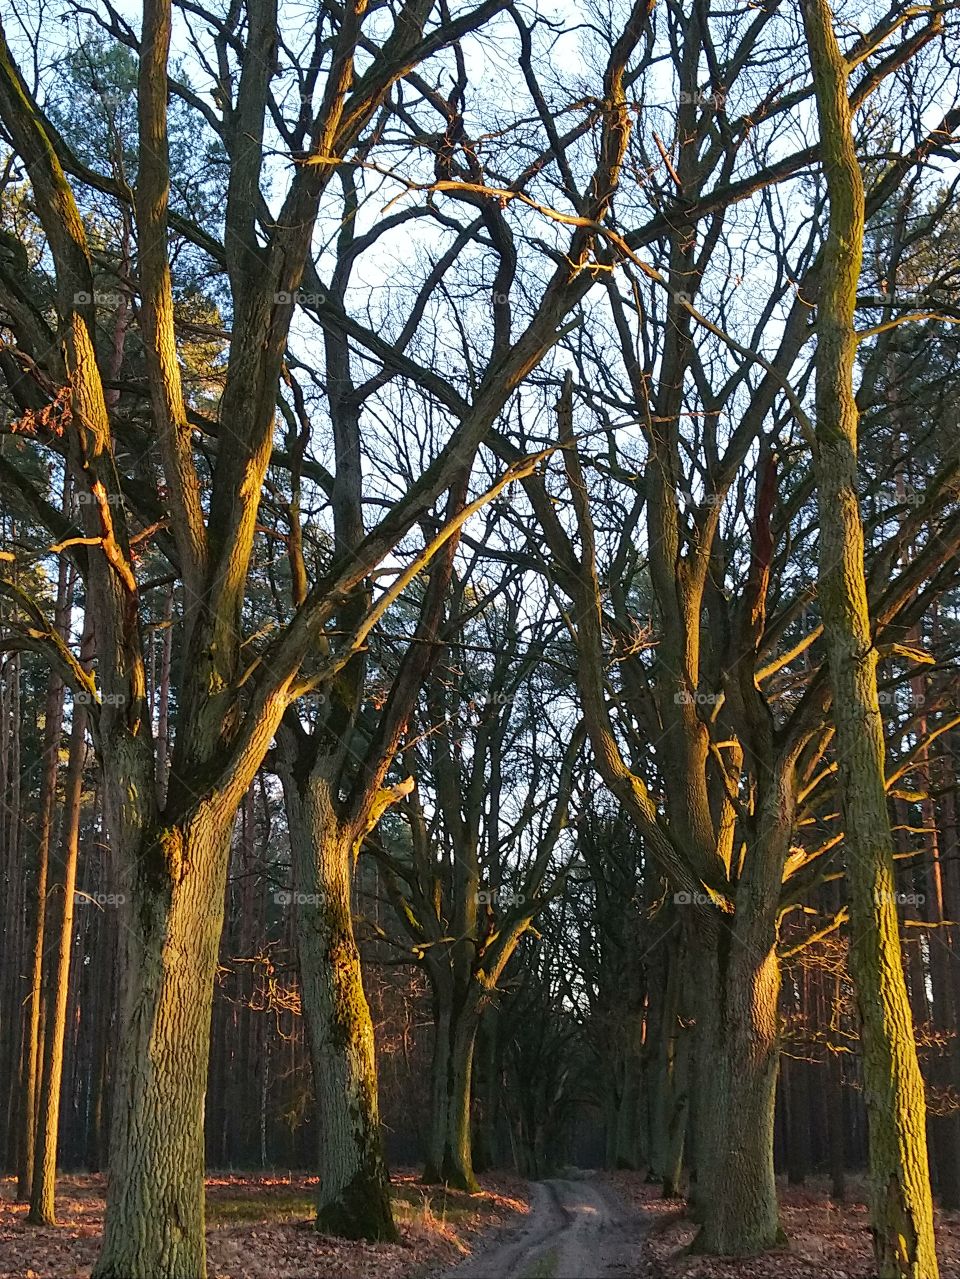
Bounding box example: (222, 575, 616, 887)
(438, 1175, 656, 1279)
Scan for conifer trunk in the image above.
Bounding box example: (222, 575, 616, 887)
(28, 690, 86, 1223)
(17, 605, 67, 1199)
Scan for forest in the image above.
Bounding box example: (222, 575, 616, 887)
(0, 1, 958, 1277)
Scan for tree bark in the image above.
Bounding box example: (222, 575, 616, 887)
(803, 2, 939, 1273)
(651, 931, 690, 1195)
(17, 557, 69, 1199)
(694, 929, 783, 1254)
(91, 811, 234, 1279)
(29, 683, 87, 1223)
(280, 768, 397, 1242)
(695, 769, 797, 1255)
(431, 997, 482, 1192)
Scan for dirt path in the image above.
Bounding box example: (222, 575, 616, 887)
(439, 1176, 655, 1279)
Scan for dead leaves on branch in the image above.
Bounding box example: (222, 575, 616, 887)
(9, 386, 72, 438)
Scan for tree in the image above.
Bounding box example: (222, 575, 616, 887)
(802, 0, 940, 1272)
(372, 575, 582, 1190)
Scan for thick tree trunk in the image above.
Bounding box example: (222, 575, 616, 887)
(425, 998, 452, 1183)
(443, 1009, 481, 1191)
(695, 772, 797, 1255)
(282, 772, 396, 1242)
(696, 929, 783, 1254)
(423, 980, 481, 1192)
(804, 3, 939, 1274)
(472, 1007, 501, 1173)
(92, 811, 233, 1279)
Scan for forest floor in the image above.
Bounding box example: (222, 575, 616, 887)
(603, 1170, 960, 1277)
(5, 1171, 960, 1278)
(0, 1171, 530, 1279)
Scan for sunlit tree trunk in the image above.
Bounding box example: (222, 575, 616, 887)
(696, 935, 783, 1253)
(17, 557, 69, 1199)
(695, 768, 798, 1255)
(93, 808, 234, 1278)
(29, 683, 87, 1223)
(804, 3, 939, 1273)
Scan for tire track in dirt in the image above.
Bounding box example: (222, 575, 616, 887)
(440, 1175, 660, 1279)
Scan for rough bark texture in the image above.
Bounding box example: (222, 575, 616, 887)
(803, 2, 939, 1274)
(281, 770, 396, 1242)
(91, 812, 233, 1279)
(694, 764, 798, 1255)
(696, 934, 783, 1254)
(425, 994, 482, 1193)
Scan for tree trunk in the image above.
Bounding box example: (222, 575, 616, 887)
(423, 975, 481, 1193)
(696, 928, 783, 1254)
(18, 662, 66, 1198)
(425, 996, 452, 1183)
(651, 932, 690, 1195)
(804, 3, 939, 1274)
(281, 770, 397, 1242)
(614, 1017, 644, 1172)
(91, 810, 234, 1279)
(659, 1010, 691, 1197)
(443, 1007, 481, 1191)
(28, 690, 86, 1223)
(472, 1007, 501, 1173)
(695, 770, 797, 1255)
